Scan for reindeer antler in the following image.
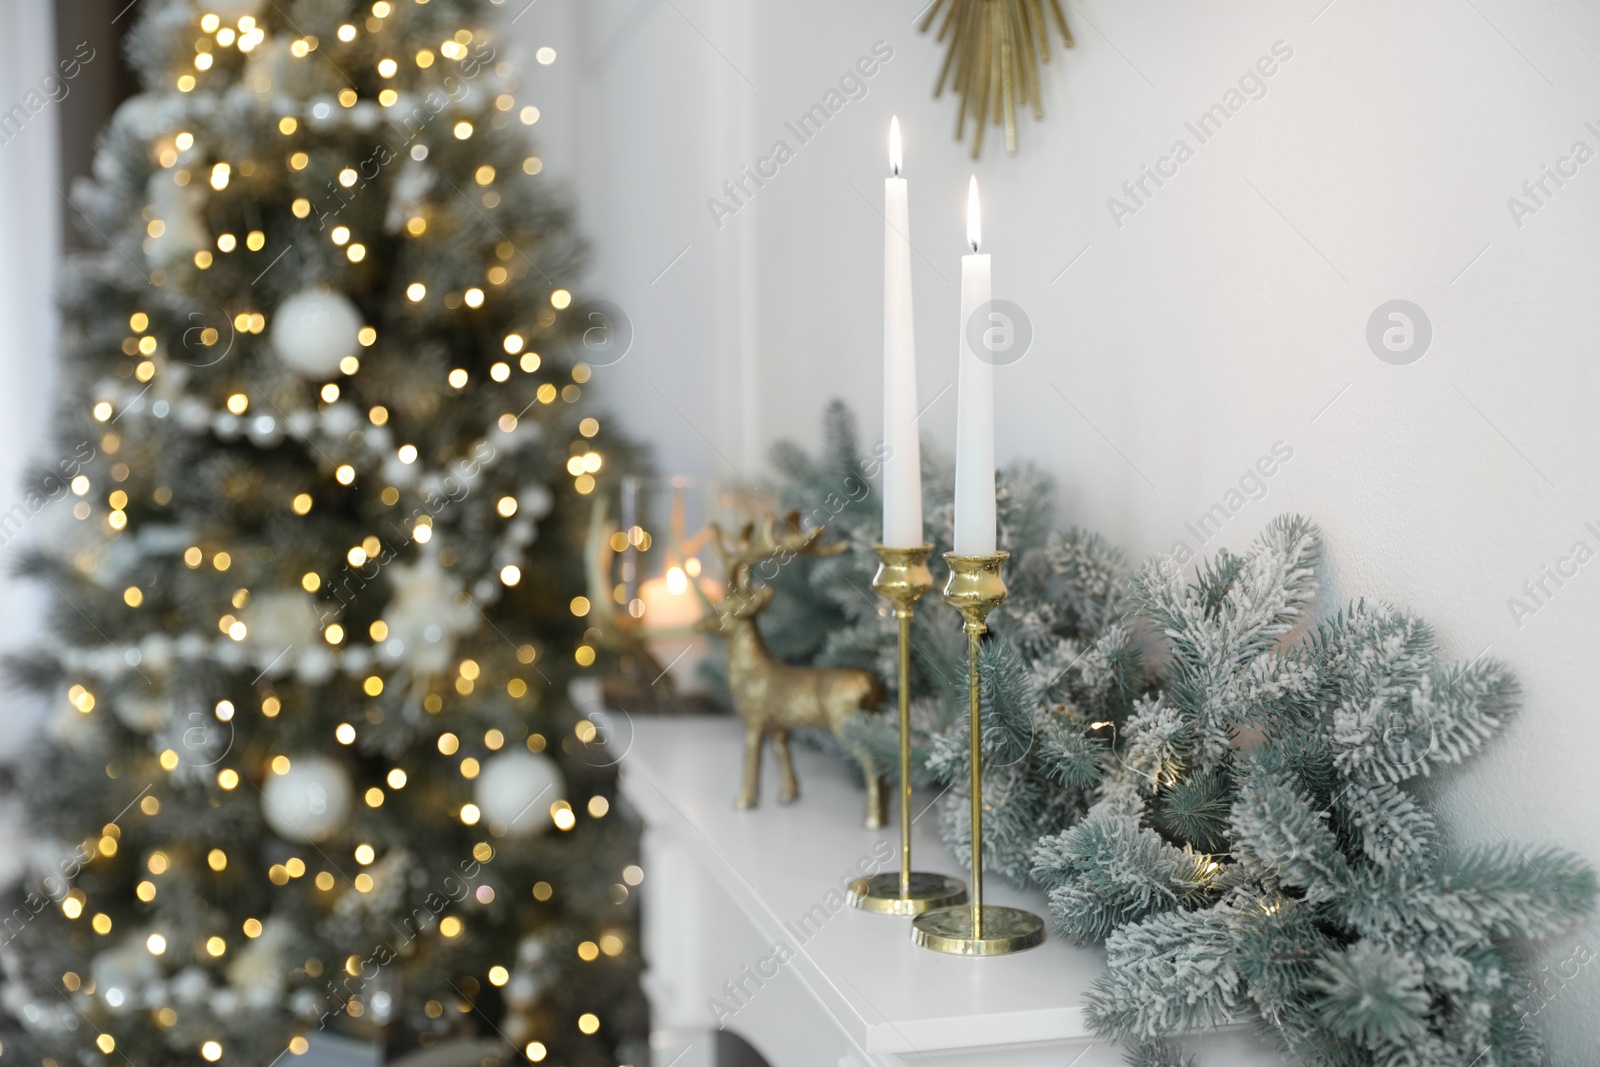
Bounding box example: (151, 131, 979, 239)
(708, 510, 848, 592)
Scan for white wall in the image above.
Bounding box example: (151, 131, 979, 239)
(0, 0, 63, 757)
(520, 0, 1600, 1056)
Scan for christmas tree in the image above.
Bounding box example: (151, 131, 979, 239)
(1, 1, 646, 1064)
(1032, 516, 1597, 1066)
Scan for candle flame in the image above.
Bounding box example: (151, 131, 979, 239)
(966, 175, 981, 251)
(666, 565, 688, 596)
(889, 116, 902, 176)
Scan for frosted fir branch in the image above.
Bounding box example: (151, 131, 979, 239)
(1084, 905, 1243, 1041)
(1031, 701, 1109, 792)
(1153, 772, 1232, 853)
(1119, 696, 1192, 795)
(1033, 812, 1216, 944)
(1124, 1041, 1198, 1067)
(1329, 657, 1520, 785)
(1305, 941, 1431, 1047)
(1315, 603, 1518, 785)
(1045, 526, 1129, 636)
(1228, 771, 1351, 905)
(1215, 514, 1322, 654)
(937, 762, 1061, 884)
(1226, 899, 1340, 1041)
(1332, 779, 1437, 867)
(996, 462, 1058, 555)
(1336, 843, 1597, 954)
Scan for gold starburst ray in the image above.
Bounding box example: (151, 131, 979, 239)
(922, 0, 1073, 158)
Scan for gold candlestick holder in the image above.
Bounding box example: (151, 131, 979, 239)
(911, 551, 1046, 956)
(849, 545, 968, 916)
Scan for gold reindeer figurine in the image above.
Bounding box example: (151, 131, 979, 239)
(700, 514, 888, 828)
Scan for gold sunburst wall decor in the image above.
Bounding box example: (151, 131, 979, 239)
(921, 0, 1074, 158)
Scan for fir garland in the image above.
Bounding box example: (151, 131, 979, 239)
(768, 405, 1597, 1066)
(1034, 516, 1597, 1066)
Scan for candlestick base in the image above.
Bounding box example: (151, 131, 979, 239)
(847, 871, 968, 915)
(911, 904, 1045, 956)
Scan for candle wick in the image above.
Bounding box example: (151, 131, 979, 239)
(970, 240, 979, 253)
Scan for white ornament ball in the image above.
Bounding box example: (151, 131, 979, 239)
(243, 591, 320, 659)
(91, 942, 159, 1013)
(112, 690, 169, 733)
(261, 756, 352, 843)
(474, 752, 565, 837)
(270, 289, 362, 377)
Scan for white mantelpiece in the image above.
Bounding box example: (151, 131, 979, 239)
(612, 714, 1288, 1067)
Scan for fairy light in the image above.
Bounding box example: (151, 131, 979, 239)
(210, 163, 230, 190)
(406, 282, 426, 302)
(551, 289, 571, 309)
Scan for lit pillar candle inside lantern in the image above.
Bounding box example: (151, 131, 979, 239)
(881, 117, 923, 548)
(638, 562, 720, 692)
(953, 176, 995, 556)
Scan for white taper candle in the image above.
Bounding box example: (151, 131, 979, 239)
(882, 118, 923, 548)
(953, 176, 995, 556)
